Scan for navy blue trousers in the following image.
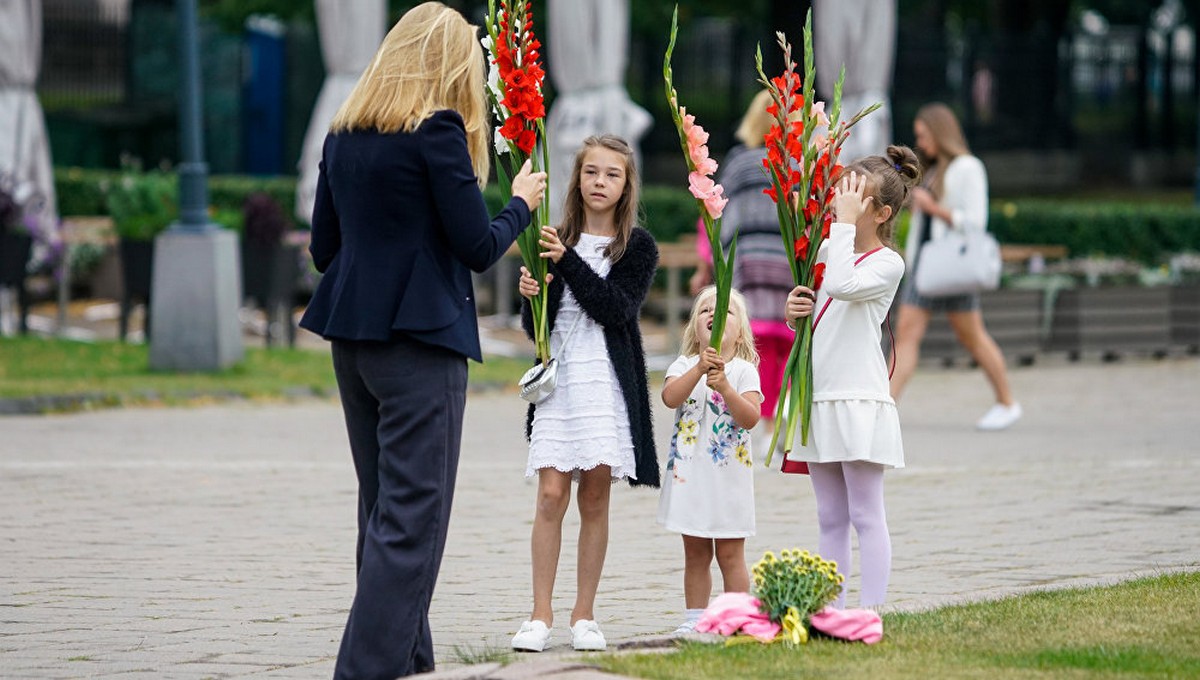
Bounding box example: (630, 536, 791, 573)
(330, 338, 467, 679)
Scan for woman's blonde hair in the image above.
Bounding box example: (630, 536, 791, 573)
(680, 286, 759, 365)
(330, 2, 489, 186)
(559, 135, 640, 263)
(734, 90, 776, 148)
(914, 102, 969, 196)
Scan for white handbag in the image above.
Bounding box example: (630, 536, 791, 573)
(914, 230, 1002, 297)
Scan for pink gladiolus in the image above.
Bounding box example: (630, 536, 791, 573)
(813, 133, 829, 152)
(813, 101, 829, 128)
(704, 192, 728, 219)
(687, 121, 709, 147)
(688, 143, 711, 170)
(695, 155, 718, 176)
(681, 109, 694, 129)
(688, 171, 717, 199)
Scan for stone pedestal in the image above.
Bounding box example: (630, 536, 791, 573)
(149, 228, 243, 370)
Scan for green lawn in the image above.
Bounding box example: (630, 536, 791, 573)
(0, 337, 533, 411)
(597, 571, 1200, 679)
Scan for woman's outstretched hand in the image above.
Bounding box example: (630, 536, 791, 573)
(518, 266, 552, 299)
(511, 159, 548, 211)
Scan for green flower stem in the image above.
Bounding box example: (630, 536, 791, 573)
(665, 5, 735, 354)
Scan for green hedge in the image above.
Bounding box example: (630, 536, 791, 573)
(988, 200, 1200, 265)
(53, 167, 1200, 265)
(59, 167, 699, 246)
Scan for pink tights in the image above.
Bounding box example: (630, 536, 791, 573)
(808, 460, 891, 609)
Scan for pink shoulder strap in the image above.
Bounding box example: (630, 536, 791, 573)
(809, 247, 896, 379)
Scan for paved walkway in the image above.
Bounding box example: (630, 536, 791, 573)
(2, 356, 1199, 678)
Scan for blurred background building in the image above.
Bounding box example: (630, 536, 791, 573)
(31, 0, 1200, 199)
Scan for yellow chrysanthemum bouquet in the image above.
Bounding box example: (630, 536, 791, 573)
(751, 548, 843, 646)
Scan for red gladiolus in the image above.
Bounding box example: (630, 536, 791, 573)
(516, 128, 537, 154)
(811, 262, 826, 291)
(794, 235, 809, 262)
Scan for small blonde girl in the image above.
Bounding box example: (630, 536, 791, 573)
(658, 286, 763, 634)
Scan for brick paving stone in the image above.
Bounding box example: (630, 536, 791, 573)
(1, 356, 1198, 677)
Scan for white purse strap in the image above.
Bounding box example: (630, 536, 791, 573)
(550, 308, 585, 362)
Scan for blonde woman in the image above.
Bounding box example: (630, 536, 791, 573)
(298, 3, 545, 677)
(890, 103, 1021, 431)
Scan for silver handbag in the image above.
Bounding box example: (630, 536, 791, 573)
(517, 313, 583, 404)
(914, 230, 1002, 297)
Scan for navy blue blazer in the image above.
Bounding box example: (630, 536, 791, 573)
(299, 110, 532, 361)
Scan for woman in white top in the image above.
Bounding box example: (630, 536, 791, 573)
(782, 146, 919, 609)
(890, 103, 1021, 431)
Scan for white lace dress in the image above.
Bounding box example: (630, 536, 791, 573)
(527, 233, 637, 481)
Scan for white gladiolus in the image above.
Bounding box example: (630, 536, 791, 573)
(494, 128, 510, 155)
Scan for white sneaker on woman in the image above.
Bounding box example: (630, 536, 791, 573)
(511, 620, 551, 652)
(570, 619, 607, 651)
(976, 403, 1022, 431)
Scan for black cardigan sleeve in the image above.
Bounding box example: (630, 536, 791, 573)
(553, 229, 659, 328)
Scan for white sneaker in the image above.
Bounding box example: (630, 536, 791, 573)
(976, 403, 1022, 431)
(672, 619, 698, 636)
(511, 620, 551, 652)
(570, 619, 607, 651)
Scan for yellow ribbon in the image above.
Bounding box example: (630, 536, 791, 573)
(780, 606, 808, 646)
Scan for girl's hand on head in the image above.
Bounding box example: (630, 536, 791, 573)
(511, 159, 548, 211)
(833, 170, 872, 224)
(785, 285, 815, 322)
(518, 266, 551, 299)
(538, 226, 566, 263)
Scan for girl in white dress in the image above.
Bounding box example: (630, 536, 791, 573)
(511, 136, 659, 653)
(658, 287, 763, 633)
(783, 146, 921, 610)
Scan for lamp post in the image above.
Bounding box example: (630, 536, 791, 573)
(148, 0, 243, 371)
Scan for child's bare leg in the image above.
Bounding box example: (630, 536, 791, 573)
(571, 465, 612, 624)
(530, 468, 572, 626)
(714, 538, 749, 594)
(682, 535, 715, 609)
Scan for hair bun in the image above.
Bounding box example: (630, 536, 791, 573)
(885, 144, 921, 188)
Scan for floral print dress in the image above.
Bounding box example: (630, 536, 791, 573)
(657, 355, 762, 538)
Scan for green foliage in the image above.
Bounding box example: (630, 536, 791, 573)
(641, 185, 700, 243)
(989, 200, 1200, 265)
(54, 167, 111, 216)
(56, 168, 296, 233)
(208, 175, 297, 223)
(104, 169, 178, 241)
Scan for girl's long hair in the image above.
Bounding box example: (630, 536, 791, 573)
(558, 135, 640, 263)
(330, 2, 489, 187)
(914, 102, 969, 197)
(680, 286, 759, 365)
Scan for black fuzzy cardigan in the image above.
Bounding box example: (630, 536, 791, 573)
(521, 227, 660, 488)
